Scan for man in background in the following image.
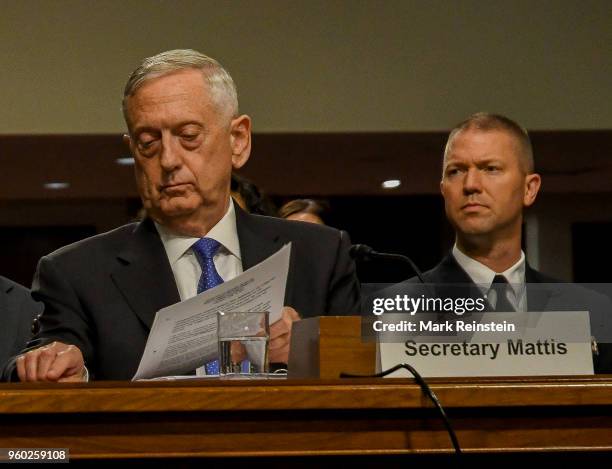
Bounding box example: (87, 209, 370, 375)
(427, 112, 545, 301)
(230, 173, 277, 216)
(422, 112, 610, 371)
(0, 276, 42, 375)
(279, 199, 329, 225)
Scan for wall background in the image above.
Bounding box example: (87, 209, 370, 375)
(1, 0, 611, 134)
(0, 0, 611, 284)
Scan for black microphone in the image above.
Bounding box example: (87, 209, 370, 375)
(349, 244, 427, 284)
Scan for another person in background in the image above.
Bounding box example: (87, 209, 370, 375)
(279, 199, 329, 225)
(0, 276, 42, 377)
(230, 173, 277, 216)
(431, 112, 543, 294)
(404, 111, 611, 372)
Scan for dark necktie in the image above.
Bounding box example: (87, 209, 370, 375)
(192, 237, 224, 374)
(491, 275, 515, 312)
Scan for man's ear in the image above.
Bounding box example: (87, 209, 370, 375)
(523, 173, 541, 207)
(440, 178, 447, 198)
(230, 115, 251, 169)
(122, 133, 133, 153)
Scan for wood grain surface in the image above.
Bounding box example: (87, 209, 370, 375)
(1, 377, 611, 458)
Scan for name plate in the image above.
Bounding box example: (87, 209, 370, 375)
(378, 311, 594, 377)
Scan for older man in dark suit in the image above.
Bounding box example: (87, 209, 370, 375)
(10, 49, 360, 381)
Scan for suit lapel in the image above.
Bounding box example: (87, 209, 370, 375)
(234, 207, 290, 301)
(428, 254, 475, 284)
(111, 219, 180, 331)
(525, 264, 553, 311)
(110, 209, 288, 331)
(235, 207, 283, 270)
(0, 279, 14, 351)
(429, 254, 492, 308)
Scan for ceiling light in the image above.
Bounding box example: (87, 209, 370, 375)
(44, 182, 70, 190)
(116, 157, 135, 166)
(381, 179, 401, 189)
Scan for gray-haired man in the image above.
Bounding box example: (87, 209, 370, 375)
(11, 49, 360, 381)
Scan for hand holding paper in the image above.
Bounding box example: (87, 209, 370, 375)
(270, 306, 300, 364)
(133, 244, 292, 380)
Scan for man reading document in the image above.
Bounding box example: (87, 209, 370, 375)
(8, 49, 360, 381)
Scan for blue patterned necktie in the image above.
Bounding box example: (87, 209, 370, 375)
(192, 237, 224, 294)
(192, 237, 224, 375)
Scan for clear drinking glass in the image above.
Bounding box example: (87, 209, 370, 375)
(217, 311, 270, 376)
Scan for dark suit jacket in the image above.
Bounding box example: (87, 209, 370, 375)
(411, 253, 612, 373)
(0, 276, 43, 374)
(6, 208, 360, 380)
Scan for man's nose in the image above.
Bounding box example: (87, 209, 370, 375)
(463, 168, 482, 195)
(159, 136, 182, 172)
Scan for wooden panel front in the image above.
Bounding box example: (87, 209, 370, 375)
(0, 377, 611, 458)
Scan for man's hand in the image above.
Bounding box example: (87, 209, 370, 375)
(269, 306, 300, 364)
(16, 341, 86, 382)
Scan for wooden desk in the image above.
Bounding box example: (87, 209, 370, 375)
(1, 377, 612, 459)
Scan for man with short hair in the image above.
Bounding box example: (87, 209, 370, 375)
(9, 49, 360, 381)
(431, 112, 546, 304)
(420, 112, 611, 371)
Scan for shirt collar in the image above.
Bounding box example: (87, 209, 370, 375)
(155, 198, 242, 265)
(452, 244, 526, 295)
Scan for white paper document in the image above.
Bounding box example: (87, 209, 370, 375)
(132, 243, 291, 380)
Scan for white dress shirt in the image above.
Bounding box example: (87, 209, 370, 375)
(155, 199, 243, 301)
(83, 201, 243, 381)
(452, 244, 527, 312)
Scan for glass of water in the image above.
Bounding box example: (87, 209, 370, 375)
(217, 311, 270, 376)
